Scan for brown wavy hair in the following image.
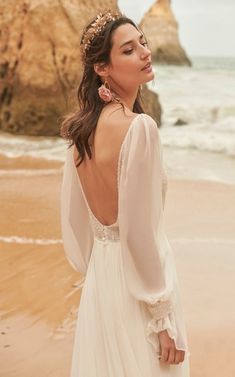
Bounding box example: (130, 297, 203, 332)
(60, 13, 145, 167)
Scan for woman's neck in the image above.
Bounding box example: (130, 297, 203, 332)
(108, 81, 139, 112)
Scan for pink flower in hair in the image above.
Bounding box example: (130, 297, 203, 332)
(98, 84, 113, 102)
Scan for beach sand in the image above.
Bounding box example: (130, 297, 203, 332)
(1, 156, 235, 377)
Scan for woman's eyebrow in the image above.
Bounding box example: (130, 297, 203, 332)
(119, 34, 144, 49)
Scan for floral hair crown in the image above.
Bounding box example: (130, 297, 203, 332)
(80, 10, 122, 59)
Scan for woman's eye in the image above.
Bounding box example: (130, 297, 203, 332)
(123, 49, 133, 55)
(123, 41, 148, 54)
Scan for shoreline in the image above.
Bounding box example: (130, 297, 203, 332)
(1, 130, 235, 185)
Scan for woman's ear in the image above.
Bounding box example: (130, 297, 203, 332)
(94, 62, 110, 78)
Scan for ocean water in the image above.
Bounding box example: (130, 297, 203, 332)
(0, 56, 234, 183)
(150, 56, 235, 156)
(150, 56, 235, 183)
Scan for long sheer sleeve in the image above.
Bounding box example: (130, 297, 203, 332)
(118, 114, 189, 356)
(60, 145, 94, 276)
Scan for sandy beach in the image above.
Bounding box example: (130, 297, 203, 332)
(1, 156, 235, 377)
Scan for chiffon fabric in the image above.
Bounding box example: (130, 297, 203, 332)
(60, 113, 190, 377)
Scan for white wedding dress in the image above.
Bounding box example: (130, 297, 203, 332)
(60, 113, 190, 377)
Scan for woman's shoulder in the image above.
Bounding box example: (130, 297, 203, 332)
(99, 105, 157, 131)
(127, 113, 159, 140)
(98, 104, 137, 126)
(96, 106, 159, 154)
(97, 105, 138, 142)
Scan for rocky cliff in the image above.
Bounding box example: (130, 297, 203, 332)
(0, 0, 161, 136)
(140, 0, 191, 66)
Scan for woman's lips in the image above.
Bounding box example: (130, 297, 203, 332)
(141, 62, 152, 72)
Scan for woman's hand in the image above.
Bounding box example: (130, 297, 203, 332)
(157, 329, 185, 365)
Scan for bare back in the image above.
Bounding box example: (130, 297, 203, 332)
(73, 104, 139, 226)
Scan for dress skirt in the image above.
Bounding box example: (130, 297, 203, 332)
(69, 237, 190, 377)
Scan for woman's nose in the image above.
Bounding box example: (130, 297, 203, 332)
(140, 46, 151, 60)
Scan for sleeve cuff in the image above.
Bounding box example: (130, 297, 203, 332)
(146, 308, 191, 358)
(146, 298, 173, 320)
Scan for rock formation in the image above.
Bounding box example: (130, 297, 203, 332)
(140, 0, 191, 66)
(0, 0, 161, 136)
(142, 85, 162, 127)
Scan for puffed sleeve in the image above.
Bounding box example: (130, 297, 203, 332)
(60, 144, 94, 277)
(118, 113, 189, 356)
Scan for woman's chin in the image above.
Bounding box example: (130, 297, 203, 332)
(142, 72, 155, 84)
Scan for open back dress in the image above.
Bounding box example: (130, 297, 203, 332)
(60, 113, 190, 377)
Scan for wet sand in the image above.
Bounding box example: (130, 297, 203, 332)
(0, 156, 235, 377)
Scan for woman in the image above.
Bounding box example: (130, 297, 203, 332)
(60, 9, 190, 377)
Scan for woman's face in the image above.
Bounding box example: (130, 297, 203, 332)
(107, 23, 154, 91)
